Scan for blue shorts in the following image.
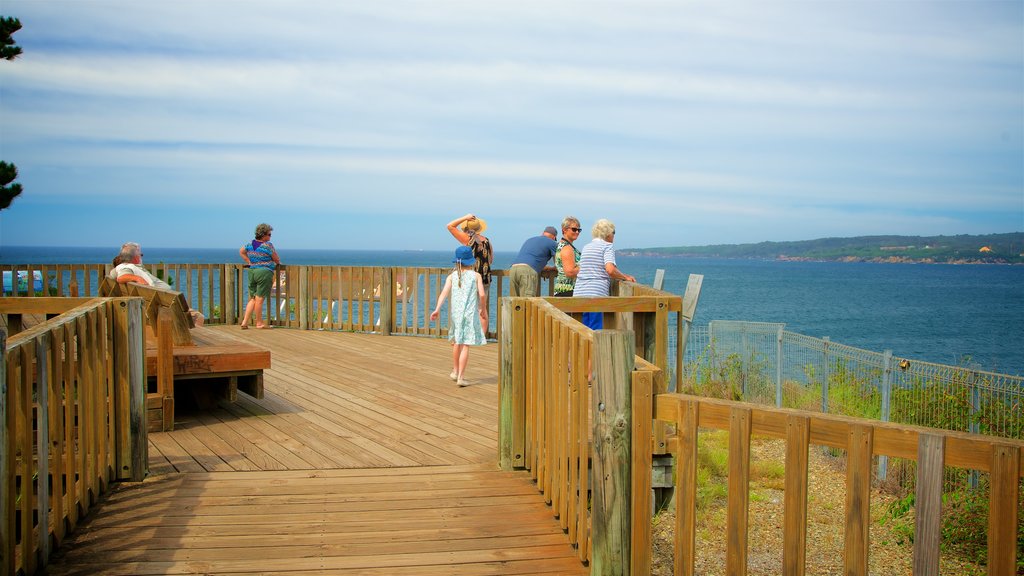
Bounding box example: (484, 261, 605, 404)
(582, 312, 603, 330)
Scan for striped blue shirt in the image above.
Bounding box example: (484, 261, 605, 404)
(574, 238, 616, 297)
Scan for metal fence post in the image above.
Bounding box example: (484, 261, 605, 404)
(969, 370, 980, 488)
(821, 336, 830, 414)
(775, 326, 784, 407)
(708, 321, 717, 384)
(878, 349, 893, 481)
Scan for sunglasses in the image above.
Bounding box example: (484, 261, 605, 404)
(569, 227, 582, 232)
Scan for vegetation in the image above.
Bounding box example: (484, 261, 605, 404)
(1, 16, 23, 211)
(624, 232, 1024, 264)
(678, 344, 1022, 571)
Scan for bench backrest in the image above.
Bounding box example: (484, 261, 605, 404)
(103, 280, 194, 346)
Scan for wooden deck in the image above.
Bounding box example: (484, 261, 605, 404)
(45, 327, 587, 575)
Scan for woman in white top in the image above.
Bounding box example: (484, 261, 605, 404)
(573, 218, 636, 330)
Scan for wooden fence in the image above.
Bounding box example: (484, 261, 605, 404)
(0, 263, 534, 340)
(499, 294, 1024, 575)
(0, 297, 147, 576)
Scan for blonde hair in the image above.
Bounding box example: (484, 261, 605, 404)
(561, 215, 580, 232)
(591, 218, 615, 240)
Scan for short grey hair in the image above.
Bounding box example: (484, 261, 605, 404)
(560, 215, 580, 232)
(591, 218, 615, 240)
(254, 223, 273, 239)
(119, 242, 141, 261)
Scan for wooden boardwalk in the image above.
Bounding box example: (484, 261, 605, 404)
(45, 327, 587, 575)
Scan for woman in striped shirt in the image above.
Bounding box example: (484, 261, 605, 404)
(573, 218, 635, 330)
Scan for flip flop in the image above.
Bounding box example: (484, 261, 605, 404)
(255, 325, 273, 330)
(240, 325, 248, 330)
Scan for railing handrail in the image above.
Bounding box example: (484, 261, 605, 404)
(500, 288, 1022, 574)
(1, 296, 147, 576)
(645, 392, 1023, 575)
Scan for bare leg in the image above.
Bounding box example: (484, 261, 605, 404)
(450, 343, 460, 379)
(240, 297, 256, 328)
(253, 295, 268, 328)
(456, 344, 470, 386)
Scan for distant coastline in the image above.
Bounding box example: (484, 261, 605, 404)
(621, 232, 1024, 265)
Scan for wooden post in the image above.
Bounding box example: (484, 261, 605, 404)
(225, 265, 236, 325)
(498, 297, 527, 470)
(379, 267, 394, 336)
(726, 407, 752, 575)
(298, 265, 309, 330)
(126, 299, 147, 481)
(912, 433, 944, 576)
(844, 424, 873, 576)
(111, 300, 132, 479)
(591, 330, 635, 575)
(988, 444, 1020, 575)
(0, 329, 8, 576)
(782, 415, 810, 576)
(35, 333, 51, 566)
(630, 369, 653, 576)
(157, 307, 175, 431)
(674, 399, 698, 576)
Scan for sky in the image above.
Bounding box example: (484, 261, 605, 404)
(0, 1, 1021, 252)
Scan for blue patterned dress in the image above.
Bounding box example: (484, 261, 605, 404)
(448, 270, 486, 345)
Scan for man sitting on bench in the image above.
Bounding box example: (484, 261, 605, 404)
(111, 242, 205, 326)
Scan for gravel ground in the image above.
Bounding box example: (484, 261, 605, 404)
(650, 436, 988, 575)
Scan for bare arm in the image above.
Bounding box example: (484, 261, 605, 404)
(239, 246, 250, 266)
(446, 213, 475, 245)
(476, 272, 488, 334)
(559, 244, 580, 277)
(429, 275, 454, 321)
(604, 262, 635, 283)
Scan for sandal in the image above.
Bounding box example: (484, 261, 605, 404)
(240, 325, 248, 330)
(255, 325, 273, 330)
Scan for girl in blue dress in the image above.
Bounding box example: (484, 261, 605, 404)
(430, 246, 487, 387)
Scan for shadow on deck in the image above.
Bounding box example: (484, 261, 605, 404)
(44, 327, 587, 575)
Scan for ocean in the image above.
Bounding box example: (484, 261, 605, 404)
(2, 245, 1022, 376)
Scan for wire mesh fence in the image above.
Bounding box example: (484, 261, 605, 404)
(676, 320, 1023, 495)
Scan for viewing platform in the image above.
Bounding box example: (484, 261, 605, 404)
(3, 264, 1020, 576)
(43, 326, 588, 575)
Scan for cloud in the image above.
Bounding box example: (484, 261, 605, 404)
(0, 0, 1020, 250)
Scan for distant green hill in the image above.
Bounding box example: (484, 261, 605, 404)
(622, 233, 1024, 264)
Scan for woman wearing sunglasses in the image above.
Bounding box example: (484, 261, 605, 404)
(554, 216, 583, 297)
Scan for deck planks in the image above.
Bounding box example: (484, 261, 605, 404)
(45, 328, 587, 575)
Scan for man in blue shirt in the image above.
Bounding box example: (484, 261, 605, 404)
(509, 226, 559, 297)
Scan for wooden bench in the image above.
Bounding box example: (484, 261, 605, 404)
(101, 277, 271, 431)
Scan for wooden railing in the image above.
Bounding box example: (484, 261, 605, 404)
(497, 278, 701, 570)
(1, 263, 537, 340)
(0, 297, 147, 576)
(648, 393, 1023, 576)
(499, 292, 1023, 575)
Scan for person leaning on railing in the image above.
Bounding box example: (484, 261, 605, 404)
(553, 215, 583, 296)
(573, 218, 635, 330)
(239, 222, 281, 330)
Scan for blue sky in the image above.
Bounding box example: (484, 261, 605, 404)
(0, 1, 1021, 251)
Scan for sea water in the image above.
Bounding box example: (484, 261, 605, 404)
(2, 246, 1021, 375)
